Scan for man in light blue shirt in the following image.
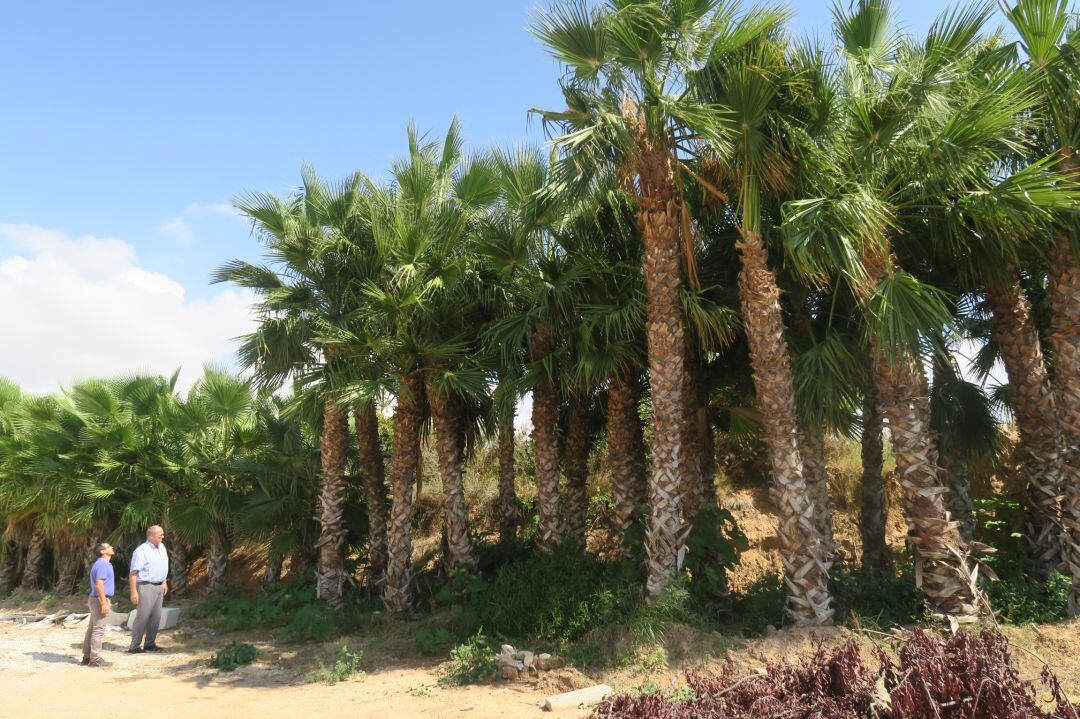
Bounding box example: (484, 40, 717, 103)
(127, 525, 169, 653)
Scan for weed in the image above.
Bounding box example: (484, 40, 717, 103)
(670, 686, 696, 702)
(407, 685, 433, 697)
(567, 642, 604, 669)
(637, 648, 667, 672)
(210, 641, 259, 671)
(636, 681, 662, 697)
(304, 645, 365, 684)
(439, 633, 498, 685)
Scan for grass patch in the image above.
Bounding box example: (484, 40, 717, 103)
(439, 633, 498, 685)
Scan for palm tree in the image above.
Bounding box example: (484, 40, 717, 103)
(482, 147, 581, 552)
(533, 0, 769, 601)
(216, 169, 366, 607)
(1003, 0, 1080, 616)
(692, 32, 841, 624)
(337, 120, 497, 611)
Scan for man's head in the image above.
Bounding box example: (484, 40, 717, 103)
(146, 525, 165, 546)
(94, 542, 115, 559)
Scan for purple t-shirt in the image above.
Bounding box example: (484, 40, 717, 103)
(88, 558, 114, 597)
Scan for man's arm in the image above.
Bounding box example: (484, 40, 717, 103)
(95, 578, 110, 616)
(129, 571, 139, 605)
(162, 580, 168, 597)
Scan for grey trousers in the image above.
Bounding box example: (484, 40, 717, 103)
(82, 596, 107, 661)
(129, 583, 163, 649)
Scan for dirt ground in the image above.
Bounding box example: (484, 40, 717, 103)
(2, 594, 1078, 719)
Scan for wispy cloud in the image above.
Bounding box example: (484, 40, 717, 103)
(158, 216, 194, 245)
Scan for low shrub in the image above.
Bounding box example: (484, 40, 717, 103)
(304, 644, 365, 684)
(439, 633, 498, 685)
(460, 549, 642, 643)
(210, 641, 259, 671)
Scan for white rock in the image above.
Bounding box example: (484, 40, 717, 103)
(500, 665, 519, 681)
(520, 651, 535, 668)
(500, 644, 515, 655)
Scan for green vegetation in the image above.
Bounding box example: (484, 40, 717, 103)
(439, 634, 498, 686)
(210, 641, 259, 671)
(304, 645, 365, 684)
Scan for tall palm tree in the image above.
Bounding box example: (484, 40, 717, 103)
(533, 0, 779, 601)
(216, 169, 365, 607)
(692, 32, 841, 624)
(337, 120, 497, 611)
(785, 0, 1075, 622)
(1003, 0, 1080, 616)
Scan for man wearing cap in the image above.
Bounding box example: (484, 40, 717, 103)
(127, 525, 169, 653)
(81, 541, 115, 667)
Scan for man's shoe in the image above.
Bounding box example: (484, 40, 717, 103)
(144, 645, 164, 652)
(88, 658, 111, 668)
(80, 657, 90, 666)
(127, 647, 144, 654)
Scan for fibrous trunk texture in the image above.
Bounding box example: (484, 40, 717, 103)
(1045, 227, 1080, 617)
(864, 249, 983, 624)
(355, 402, 389, 591)
(428, 384, 477, 573)
(800, 422, 837, 562)
(0, 542, 21, 596)
(52, 533, 88, 595)
(736, 228, 832, 626)
(986, 278, 1064, 573)
(384, 376, 425, 614)
(932, 360, 975, 544)
(206, 520, 230, 595)
(636, 143, 688, 603)
(168, 540, 189, 597)
(531, 321, 563, 552)
(680, 336, 706, 524)
(563, 397, 592, 549)
(19, 526, 48, 590)
(315, 398, 350, 607)
(608, 371, 648, 547)
(699, 378, 717, 509)
(859, 385, 888, 569)
(872, 347, 982, 623)
(497, 410, 518, 544)
(262, 549, 283, 592)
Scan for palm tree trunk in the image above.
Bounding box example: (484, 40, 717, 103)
(986, 278, 1066, 575)
(699, 378, 716, 509)
(636, 144, 688, 603)
(428, 384, 477, 573)
(19, 526, 48, 590)
(800, 422, 837, 562)
(531, 321, 563, 552)
(608, 371, 647, 546)
(1044, 225, 1080, 617)
(563, 397, 592, 549)
(355, 402, 389, 591)
(736, 228, 833, 626)
(384, 375, 425, 613)
(168, 540, 190, 597)
(52, 534, 87, 595)
(262, 549, 283, 592)
(497, 409, 518, 544)
(873, 349, 982, 623)
(931, 358, 976, 544)
(314, 397, 350, 607)
(0, 541, 21, 596)
(680, 336, 706, 524)
(206, 520, 230, 595)
(860, 385, 888, 569)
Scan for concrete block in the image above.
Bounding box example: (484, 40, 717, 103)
(104, 610, 129, 627)
(126, 606, 180, 631)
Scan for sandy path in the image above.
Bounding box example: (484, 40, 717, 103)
(0, 621, 584, 719)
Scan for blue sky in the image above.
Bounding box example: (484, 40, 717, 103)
(0, 0, 991, 392)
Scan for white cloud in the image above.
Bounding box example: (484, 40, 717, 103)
(0, 223, 256, 395)
(158, 216, 194, 245)
(185, 201, 239, 217)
